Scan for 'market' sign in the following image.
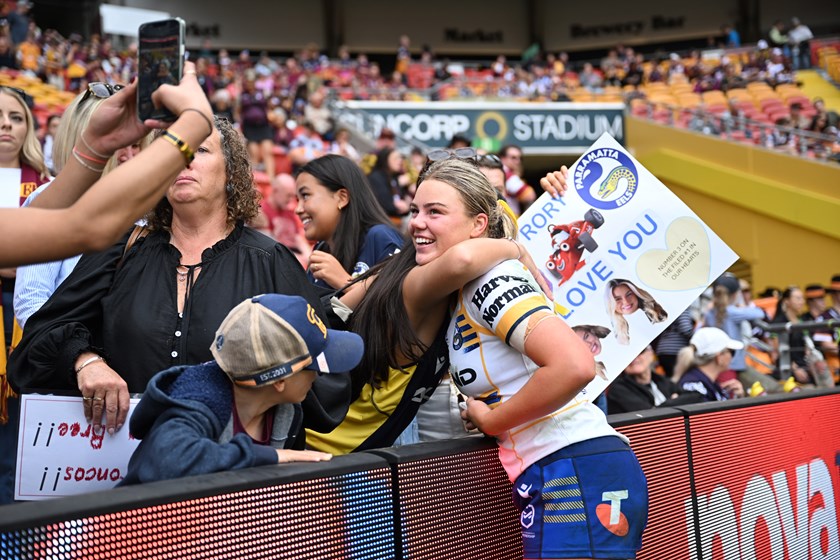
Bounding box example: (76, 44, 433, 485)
(338, 101, 625, 154)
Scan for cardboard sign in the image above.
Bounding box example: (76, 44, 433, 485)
(15, 394, 140, 500)
(516, 132, 737, 406)
(0, 168, 22, 208)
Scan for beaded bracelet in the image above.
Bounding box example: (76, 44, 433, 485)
(161, 130, 195, 165)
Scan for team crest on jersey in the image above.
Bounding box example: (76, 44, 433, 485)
(521, 505, 535, 529)
(574, 147, 638, 210)
(452, 314, 478, 353)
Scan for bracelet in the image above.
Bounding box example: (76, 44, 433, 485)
(72, 146, 108, 166)
(71, 148, 105, 173)
(161, 130, 195, 165)
(80, 130, 111, 160)
(75, 355, 105, 375)
(505, 237, 522, 259)
(180, 108, 213, 135)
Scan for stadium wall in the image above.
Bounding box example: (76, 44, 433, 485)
(2, 390, 839, 559)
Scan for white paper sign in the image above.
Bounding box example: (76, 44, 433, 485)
(15, 394, 140, 500)
(0, 167, 22, 208)
(517, 132, 738, 407)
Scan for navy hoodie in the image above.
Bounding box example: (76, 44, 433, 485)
(119, 361, 301, 486)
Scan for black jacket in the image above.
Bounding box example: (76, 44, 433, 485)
(9, 223, 349, 432)
(607, 372, 703, 414)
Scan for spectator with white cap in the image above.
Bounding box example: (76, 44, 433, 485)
(673, 327, 746, 402)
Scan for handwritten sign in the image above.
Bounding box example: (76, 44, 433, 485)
(15, 394, 140, 500)
(517, 132, 737, 406)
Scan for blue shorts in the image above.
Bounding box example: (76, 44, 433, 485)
(513, 436, 648, 559)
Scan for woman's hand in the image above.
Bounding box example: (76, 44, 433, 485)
(82, 80, 152, 157)
(461, 396, 499, 436)
(309, 250, 352, 289)
(276, 449, 333, 463)
(721, 378, 745, 399)
(515, 241, 554, 301)
(76, 354, 130, 435)
(539, 166, 570, 198)
(149, 61, 213, 130)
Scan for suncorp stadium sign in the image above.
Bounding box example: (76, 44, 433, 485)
(338, 101, 625, 154)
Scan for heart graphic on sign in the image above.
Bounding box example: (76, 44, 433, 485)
(636, 216, 711, 291)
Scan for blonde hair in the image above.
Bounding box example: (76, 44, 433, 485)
(52, 91, 152, 175)
(419, 158, 517, 239)
(672, 344, 717, 381)
(605, 278, 668, 345)
(0, 89, 48, 179)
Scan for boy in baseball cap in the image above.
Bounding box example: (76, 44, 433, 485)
(121, 294, 364, 485)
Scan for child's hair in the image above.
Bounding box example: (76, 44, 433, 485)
(605, 278, 668, 345)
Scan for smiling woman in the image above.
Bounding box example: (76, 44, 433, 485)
(605, 277, 668, 345)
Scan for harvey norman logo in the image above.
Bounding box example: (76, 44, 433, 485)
(687, 458, 839, 559)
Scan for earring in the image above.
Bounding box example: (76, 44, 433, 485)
(338, 204, 343, 211)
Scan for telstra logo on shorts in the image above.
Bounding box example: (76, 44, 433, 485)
(597, 490, 630, 536)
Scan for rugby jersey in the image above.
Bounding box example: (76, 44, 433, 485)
(447, 259, 622, 481)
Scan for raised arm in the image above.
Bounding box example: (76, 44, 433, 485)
(0, 62, 214, 268)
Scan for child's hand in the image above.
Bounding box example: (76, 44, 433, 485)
(276, 449, 333, 463)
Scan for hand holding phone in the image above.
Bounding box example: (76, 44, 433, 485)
(137, 18, 185, 122)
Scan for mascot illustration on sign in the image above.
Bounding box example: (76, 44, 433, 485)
(546, 209, 604, 286)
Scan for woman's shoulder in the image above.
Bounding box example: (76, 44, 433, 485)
(365, 224, 404, 244)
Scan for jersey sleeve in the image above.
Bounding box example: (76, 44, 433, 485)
(464, 261, 552, 353)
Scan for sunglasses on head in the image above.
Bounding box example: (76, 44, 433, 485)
(476, 153, 503, 169)
(81, 82, 125, 103)
(1, 85, 33, 106)
(419, 147, 479, 182)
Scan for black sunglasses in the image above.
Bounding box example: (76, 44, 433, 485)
(1, 86, 33, 107)
(81, 82, 125, 103)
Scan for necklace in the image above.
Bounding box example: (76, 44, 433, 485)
(176, 264, 199, 283)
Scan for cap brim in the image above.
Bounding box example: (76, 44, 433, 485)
(726, 340, 745, 351)
(311, 329, 364, 374)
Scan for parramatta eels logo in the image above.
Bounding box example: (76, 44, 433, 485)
(573, 147, 638, 210)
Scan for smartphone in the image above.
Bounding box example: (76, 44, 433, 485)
(137, 18, 185, 122)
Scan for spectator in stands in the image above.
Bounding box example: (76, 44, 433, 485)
(578, 62, 604, 92)
(0, 36, 18, 69)
(674, 327, 745, 401)
(498, 144, 535, 214)
(802, 284, 827, 322)
(768, 21, 790, 58)
(15, 29, 40, 76)
(605, 278, 668, 345)
(303, 88, 333, 141)
(819, 275, 840, 379)
(447, 134, 471, 150)
(722, 23, 741, 48)
(296, 154, 403, 291)
(653, 308, 695, 378)
(813, 98, 839, 128)
(367, 147, 411, 225)
(119, 294, 359, 485)
(327, 127, 360, 163)
(236, 71, 275, 179)
(789, 102, 809, 129)
(210, 89, 234, 125)
(41, 114, 60, 175)
(9, 113, 342, 447)
(288, 120, 325, 169)
(788, 17, 813, 70)
(475, 153, 506, 199)
(607, 346, 703, 414)
(768, 286, 814, 385)
(250, 172, 311, 267)
(6, 0, 32, 46)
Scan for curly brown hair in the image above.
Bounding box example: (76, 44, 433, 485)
(145, 116, 260, 231)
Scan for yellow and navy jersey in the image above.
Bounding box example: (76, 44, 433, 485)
(448, 259, 621, 482)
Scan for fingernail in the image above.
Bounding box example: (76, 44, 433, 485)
(108, 427, 115, 435)
(117, 423, 123, 432)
